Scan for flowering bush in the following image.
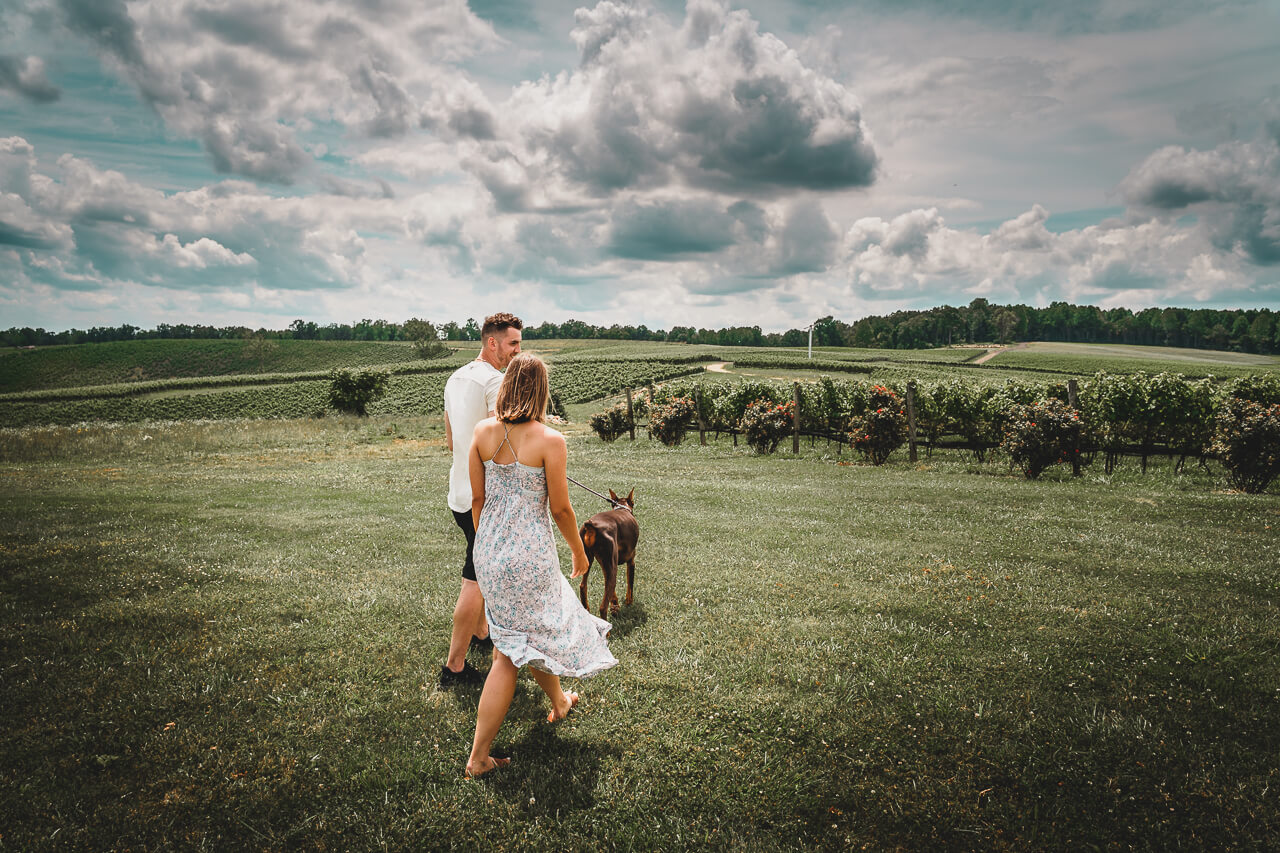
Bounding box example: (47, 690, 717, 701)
(648, 396, 696, 446)
(1212, 398, 1280, 493)
(588, 404, 631, 442)
(706, 381, 786, 431)
(740, 399, 795, 454)
(1000, 398, 1084, 479)
(850, 385, 906, 465)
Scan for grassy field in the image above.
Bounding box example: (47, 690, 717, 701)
(10, 339, 1275, 432)
(2, 417, 1277, 850)
(0, 339, 434, 394)
(985, 343, 1280, 379)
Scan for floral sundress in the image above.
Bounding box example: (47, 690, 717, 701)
(473, 428, 617, 679)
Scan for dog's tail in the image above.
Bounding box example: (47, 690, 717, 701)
(580, 523, 596, 550)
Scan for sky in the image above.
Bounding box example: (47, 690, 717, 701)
(1, 0, 1278, 334)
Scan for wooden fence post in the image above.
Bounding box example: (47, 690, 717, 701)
(906, 380, 918, 463)
(695, 384, 707, 446)
(1067, 379, 1081, 477)
(792, 382, 801, 455)
(625, 387, 635, 441)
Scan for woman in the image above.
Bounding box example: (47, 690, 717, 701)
(464, 354, 617, 779)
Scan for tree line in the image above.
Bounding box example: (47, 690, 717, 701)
(5, 299, 1278, 354)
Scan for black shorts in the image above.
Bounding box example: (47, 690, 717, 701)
(452, 509, 477, 582)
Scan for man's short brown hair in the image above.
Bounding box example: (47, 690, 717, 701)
(481, 312, 523, 342)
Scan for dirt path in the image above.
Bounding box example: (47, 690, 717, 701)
(972, 342, 1028, 365)
(706, 362, 730, 373)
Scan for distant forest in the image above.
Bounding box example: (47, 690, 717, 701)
(5, 299, 1278, 355)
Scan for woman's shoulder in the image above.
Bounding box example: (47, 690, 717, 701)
(536, 422, 566, 445)
(470, 417, 500, 448)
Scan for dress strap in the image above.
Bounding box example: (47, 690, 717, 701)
(491, 423, 516, 464)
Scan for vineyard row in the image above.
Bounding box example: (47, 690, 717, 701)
(0, 360, 708, 428)
(594, 372, 1280, 467)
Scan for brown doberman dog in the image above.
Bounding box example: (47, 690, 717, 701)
(577, 489, 638, 619)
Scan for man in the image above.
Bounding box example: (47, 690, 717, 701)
(439, 312, 523, 687)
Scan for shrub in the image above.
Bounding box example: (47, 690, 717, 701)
(412, 338, 451, 360)
(548, 390, 567, 421)
(403, 318, 451, 360)
(741, 399, 795, 455)
(1001, 398, 1084, 479)
(812, 376, 853, 435)
(648, 397, 696, 447)
(931, 379, 999, 459)
(1229, 373, 1280, 405)
(851, 385, 906, 465)
(1212, 398, 1280, 493)
(327, 368, 389, 416)
(589, 404, 631, 442)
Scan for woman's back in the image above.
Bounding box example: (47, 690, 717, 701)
(474, 419, 557, 470)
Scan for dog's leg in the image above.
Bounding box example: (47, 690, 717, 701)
(604, 545, 620, 617)
(598, 547, 613, 619)
(578, 526, 595, 610)
(624, 558, 635, 606)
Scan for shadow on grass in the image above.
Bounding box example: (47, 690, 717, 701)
(479, 722, 620, 815)
(604, 600, 648, 639)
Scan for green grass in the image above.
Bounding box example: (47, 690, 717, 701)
(806, 345, 984, 363)
(987, 343, 1280, 379)
(0, 339, 434, 393)
(704, 361, 1072, 387)
(2, 418, 1277, 850)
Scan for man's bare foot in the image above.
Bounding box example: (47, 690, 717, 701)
(464, 756, 510, 779)
(547, 691, 579, 723)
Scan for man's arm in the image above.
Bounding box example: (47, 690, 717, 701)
(444, 411, 453, 452)
(485, 372, 501, 419)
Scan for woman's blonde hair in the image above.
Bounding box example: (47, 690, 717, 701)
(495, 353, 549, 424)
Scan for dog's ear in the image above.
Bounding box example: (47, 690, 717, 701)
(626, 488, 634, 507)
(609, 489, 619, 501)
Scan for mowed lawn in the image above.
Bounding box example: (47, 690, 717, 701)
(1, 417, 1277, 851)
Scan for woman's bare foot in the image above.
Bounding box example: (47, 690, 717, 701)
(547, 690, 579, 723)
(464, 756, 510, 779)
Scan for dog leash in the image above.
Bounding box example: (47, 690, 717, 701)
(566, 475, 632, 512)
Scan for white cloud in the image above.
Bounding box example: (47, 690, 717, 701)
(0, 191, 74, 250)
(139, 233, 256, 269)
(39, 0, 502, 182)
(0, 138, 381, 294)
(470, 0, 878, 209)
(0, 54, 60, 102)
(835, 204, 1259, 308)
(1120, 124, 1280, 264)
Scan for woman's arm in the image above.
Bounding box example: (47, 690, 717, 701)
(469, 422, 488, 528)
(543, 431, 589, 578)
